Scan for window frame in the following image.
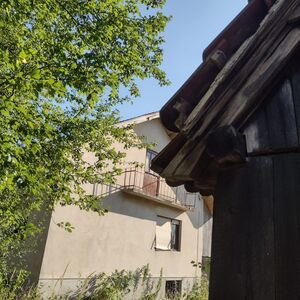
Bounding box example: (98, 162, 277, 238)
(155, 216, 182, 252)
(165, 280, 182, 298)
(145, 149, 158, 173)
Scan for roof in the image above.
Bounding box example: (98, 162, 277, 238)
(120, 111, 159, 126)
(119, 111, 177, 139)
(152, 0, 300, 194)
(160, 0, 272, 133)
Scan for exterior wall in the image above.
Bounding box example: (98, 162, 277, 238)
(81, 118, 171, 191)
(134, 118, 171, 153)
(39, 194, 204, 294)
(38, 116, 208, 297)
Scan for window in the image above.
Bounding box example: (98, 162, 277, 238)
(145, 149, 157, 173)
(171, 220, 180, 251)
(155, 216, 181, 251)
(143, 149, 159, 195)
(165, 280, 182, 298)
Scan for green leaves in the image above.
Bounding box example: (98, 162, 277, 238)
(0, 0, 169, 278)
(56, 221, 75, 233)
(191, 260, 202, 269)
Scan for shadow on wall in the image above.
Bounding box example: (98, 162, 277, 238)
(23, 190, 212, 285)
(101, 190, 211, 230)
(22, 206, 53, 286)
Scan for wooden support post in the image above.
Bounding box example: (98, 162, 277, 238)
(209, 153, 300, 300)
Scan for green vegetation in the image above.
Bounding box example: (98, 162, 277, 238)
(0, 266, 162, 299)
(0, 266, 209, 300)
(0, 0, 170, 282)
(185, 276, 209, 300)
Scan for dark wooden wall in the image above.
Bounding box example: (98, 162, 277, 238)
(243, 56, 300, 156)
(209, 57, 300, 299)
(210, 154, 300, 300)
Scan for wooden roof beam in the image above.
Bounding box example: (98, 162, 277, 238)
(155, 0, 300, 189)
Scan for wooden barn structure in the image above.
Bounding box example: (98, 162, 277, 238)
(151, 0, 300, 299)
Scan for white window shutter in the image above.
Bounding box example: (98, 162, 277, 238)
(156, 217, 171, 250)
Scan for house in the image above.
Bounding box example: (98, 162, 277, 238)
(151, 0, 300, 299)
(33, 112, 212, 298)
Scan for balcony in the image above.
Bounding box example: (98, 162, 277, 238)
(94, 168, 198, 210)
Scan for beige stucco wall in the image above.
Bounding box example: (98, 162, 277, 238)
(39, 194, 203, 278)
(81, 117, 171, 190)
(117, 117, 172, 172)
(38, 116, 207, 296)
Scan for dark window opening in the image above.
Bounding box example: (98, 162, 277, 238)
(165, 280, 182, 298)
(171, 220, 181, 251)
(145, 149, 157, 173)
(143, 149, 159, 196)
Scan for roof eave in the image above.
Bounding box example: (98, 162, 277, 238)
(160, 0, 270, 134)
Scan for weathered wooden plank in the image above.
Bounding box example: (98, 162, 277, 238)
(213, 27, 300, 131)
(161, 125, 246, 185)
(183, 26, 300, 177)
(209, 50, 228, 70)
(265, 78, 298, 149)
(291, 56, 300, 140)
(159, 59, 221, 133)
(209, 156, 275, 300)
(151, 133, 187, 175)
(243, 78, 299, 154)
(187, 159, 219, 196)
(184, 0, 299, 135)
(173, 98, 193, 130)
(242, 106, 270, 153)
(206, 126, 246, 166)
(160, 138, 205, 180)
(288, 3, 300, 24)
(273, 153, 300, 300)
(160, 2, 300, 181)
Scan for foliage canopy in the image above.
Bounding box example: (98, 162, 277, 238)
(0, 0, 169, 277)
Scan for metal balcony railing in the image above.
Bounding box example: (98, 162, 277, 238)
(94, 168, 197, 209)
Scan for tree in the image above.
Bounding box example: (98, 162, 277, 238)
(0, 0, 169, 279)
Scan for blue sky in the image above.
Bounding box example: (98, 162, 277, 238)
(118, 0, 247, 120)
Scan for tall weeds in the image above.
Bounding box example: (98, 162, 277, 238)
(0, 266, 209, 300)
